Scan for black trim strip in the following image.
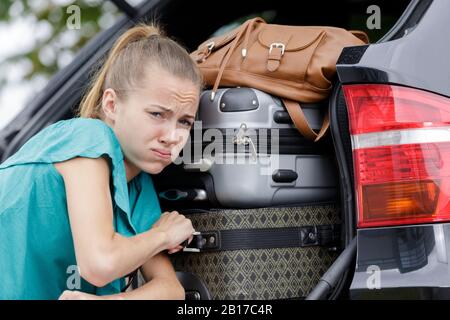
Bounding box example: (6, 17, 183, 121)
(109, 0, 139, 18)
(185, 224, 340, 252)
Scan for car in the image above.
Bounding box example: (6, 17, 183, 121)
(1, 0, 448, 300)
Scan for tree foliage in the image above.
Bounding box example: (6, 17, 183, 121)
(0, 0, 120, 99)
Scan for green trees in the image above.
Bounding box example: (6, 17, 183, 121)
(0, 0, 120, 128)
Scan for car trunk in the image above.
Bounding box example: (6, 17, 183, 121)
(0, 0, 413, 299)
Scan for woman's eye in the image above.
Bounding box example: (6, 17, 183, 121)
(179, 119, 193, 127)
(148, 112, 162, 118)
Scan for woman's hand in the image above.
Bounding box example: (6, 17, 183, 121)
(152, 211, 195, 253)
(58, 290, 104, 300)
(59, 290, 125, 300)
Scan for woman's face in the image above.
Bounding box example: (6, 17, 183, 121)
(102, 67, 200, 175)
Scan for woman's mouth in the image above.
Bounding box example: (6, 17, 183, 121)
(151, 148, 172, 160)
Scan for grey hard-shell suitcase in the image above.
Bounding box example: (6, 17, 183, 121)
(157, 87, 338, 208)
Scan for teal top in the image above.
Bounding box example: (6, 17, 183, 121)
(0, 118, 162, 299)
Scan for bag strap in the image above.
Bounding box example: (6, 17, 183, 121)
(210, 17, 265, 100)
(282, 98, 330, 142)
(182, 224, 340, 252)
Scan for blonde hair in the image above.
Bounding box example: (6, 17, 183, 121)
(77, 23, 203, 119)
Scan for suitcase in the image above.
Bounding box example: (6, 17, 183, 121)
(170, 204, 340, 300)
(153, 87, 341, 299)
(155, 87, 338, 209)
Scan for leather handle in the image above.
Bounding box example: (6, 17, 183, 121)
(349, 30, 370, 43)
(282, 99, 329, 142)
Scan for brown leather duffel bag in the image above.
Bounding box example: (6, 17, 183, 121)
(191, 17, 368, 141)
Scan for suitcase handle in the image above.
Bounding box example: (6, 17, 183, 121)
(181, 231, 220, 252)
(159, 189, 207, 201)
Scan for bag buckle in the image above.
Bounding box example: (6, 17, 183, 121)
(197, 41, 215, 63)
(269, 42, 285, 56)
(206, 41, 215, 53)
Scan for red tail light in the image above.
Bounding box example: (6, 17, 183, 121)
(343, 84, 450, 228)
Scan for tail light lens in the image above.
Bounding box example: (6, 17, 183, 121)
(343, 84, 450, 228)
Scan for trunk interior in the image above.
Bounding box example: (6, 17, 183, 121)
(0, 0, 413, 299)
(141, 0, 411, 299)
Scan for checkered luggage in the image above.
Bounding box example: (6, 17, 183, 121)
(171, 204, 340, 300)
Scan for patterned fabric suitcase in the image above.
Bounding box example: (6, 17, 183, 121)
(170, 204, 340, 300)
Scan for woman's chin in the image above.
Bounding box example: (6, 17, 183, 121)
(141, 161, 169, 175)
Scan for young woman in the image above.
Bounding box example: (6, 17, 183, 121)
(0, 23, 203, 300)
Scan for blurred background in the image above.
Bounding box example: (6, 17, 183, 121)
(0, 0, 398, 132)
(0, 0, 145, 131)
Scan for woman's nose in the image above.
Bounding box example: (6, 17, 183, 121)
(158, 122, 181, 145)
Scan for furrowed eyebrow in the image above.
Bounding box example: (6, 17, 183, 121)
(183, 114, 196, 120)
(146, 104, 173, 113)
(146, 104, 195, 120)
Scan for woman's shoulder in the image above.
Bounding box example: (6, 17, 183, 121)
(12, 117, 118, 148)
(49, 117, 115, 137)
(0, 117, 124, 169)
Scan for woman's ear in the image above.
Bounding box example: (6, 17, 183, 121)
(101, 88, 118, 123)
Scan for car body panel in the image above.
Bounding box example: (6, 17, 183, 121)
(338, 0, 450, 99)
(351, 224, 450, 299)
(335, 0, 450, 298)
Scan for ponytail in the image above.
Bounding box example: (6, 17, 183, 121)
(77, 23, 202, 119)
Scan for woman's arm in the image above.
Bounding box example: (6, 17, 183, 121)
(59, 252, 184, 300)
(54, 156, 193, 288)
(111, 252, 184, 300)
